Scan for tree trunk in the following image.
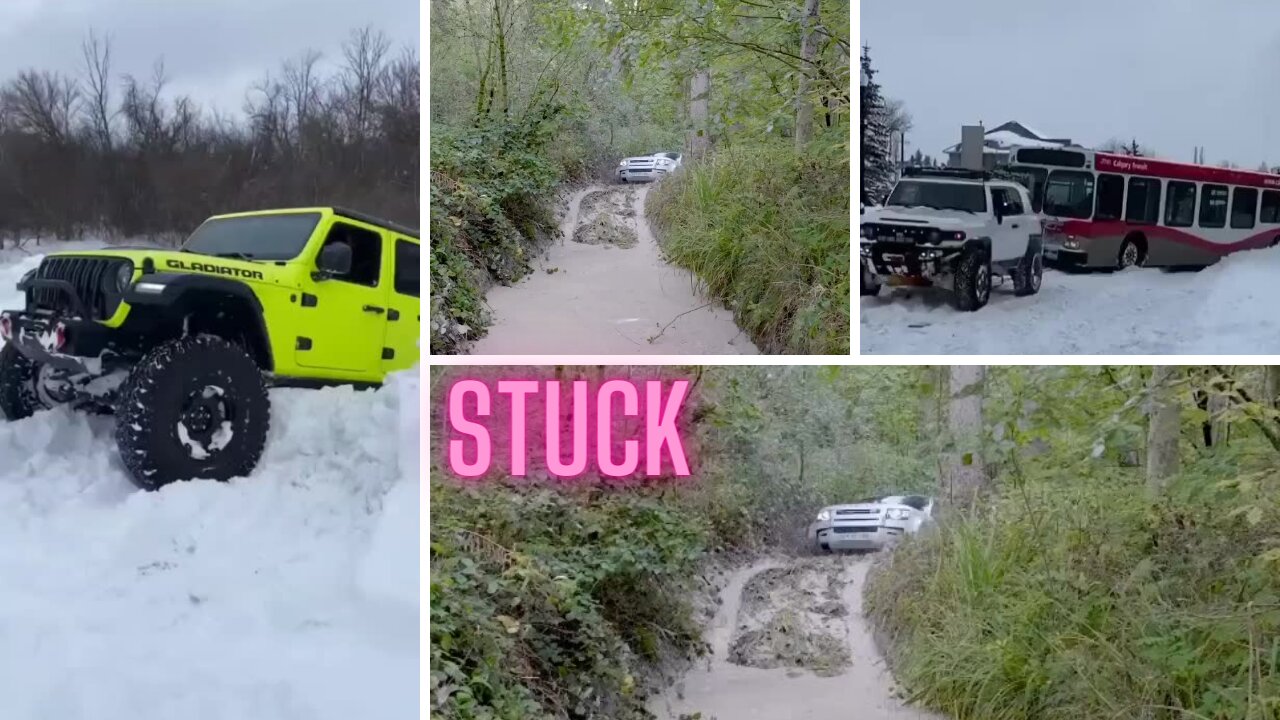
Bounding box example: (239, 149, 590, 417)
(1146, 365, 1181, 493)
(794, 0, 820, 149)
(942, 365, 986, 510)
(688, 64, 711, 160)
(1265, 366, 1280, 408)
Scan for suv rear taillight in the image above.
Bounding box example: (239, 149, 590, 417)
(0, 314, 11, 341)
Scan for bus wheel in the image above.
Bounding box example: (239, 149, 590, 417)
(1118, 236, 1146, 269)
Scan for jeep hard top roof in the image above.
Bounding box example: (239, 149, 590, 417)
(208, 206, 420, 240)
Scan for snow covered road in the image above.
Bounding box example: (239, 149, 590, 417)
(0, 244, 419, 720)
(861, 246, 1280, 354)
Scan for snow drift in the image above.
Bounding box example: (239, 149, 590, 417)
(0, 244, 419, 719)
(862, 245, 1280, 354)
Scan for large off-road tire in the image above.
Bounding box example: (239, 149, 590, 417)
(952, 248, 991, 312)
(860, 264, 881, 296)
(1013, 251, 1044, 297)
(0, 344, 41, 421)
(115, 335, 270, 491)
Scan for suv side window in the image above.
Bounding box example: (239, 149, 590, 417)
(1004, 187, 1026, 216)
(394, 239, 419, 297)
(991, 187, 1024, 217)
(321, 222, 382, 287)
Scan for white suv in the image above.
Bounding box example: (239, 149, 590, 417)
(616, 152, 682, 182)
(860, 168, 1044, 311)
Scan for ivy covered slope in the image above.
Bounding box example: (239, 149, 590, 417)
(428, 366, 931, 719)
(866, 366, 1280, 720)
(429, 118, 563, 354)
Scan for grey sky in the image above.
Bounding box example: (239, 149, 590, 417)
(863, 0, 1280, 168)
(0, 0, 418, 121)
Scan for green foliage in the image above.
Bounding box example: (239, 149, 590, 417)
(867, 366, 1280, 720)
(645, 138, 850, 354)
(429, 118, 564, 353)
(430, 483, 708, 720)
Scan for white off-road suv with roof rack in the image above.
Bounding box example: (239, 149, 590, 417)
(860, 167, 1044, 311)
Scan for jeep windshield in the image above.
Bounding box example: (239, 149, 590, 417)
(182, 212, 322, 261)
(885, 181, 987, 213)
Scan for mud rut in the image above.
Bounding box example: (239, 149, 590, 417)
(649, 555, 944, 720)
(467, 183, 758, 355)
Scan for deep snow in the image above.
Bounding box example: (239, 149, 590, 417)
(861, 246, 1280, 354)
(0, 244, 419, 719)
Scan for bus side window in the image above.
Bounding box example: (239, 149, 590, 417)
(1165, 181, 1196, 227)
(1126, 177, 1161, 224)
(1199, 184, 1228, 229)
(1231, 187, 1258, 229)
(1260, 190, 1280, 224)
(1095, 173, 1124, 221)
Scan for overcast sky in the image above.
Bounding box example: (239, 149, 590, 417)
(863, 0, 1280, 167)
(0, 0, 418, 120)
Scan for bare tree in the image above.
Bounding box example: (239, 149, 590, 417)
(2, 70, 81, 144)
(81, 30, 115, 150)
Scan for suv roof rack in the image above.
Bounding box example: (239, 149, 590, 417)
(901, 166, 990, 181)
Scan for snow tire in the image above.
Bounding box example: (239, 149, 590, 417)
(115, 335, 270, 491)
(860, 264, 881, 297)
(1013, 251, 1043, 297)
(952, 249, 991, 312)
(0, 344, 41, 421)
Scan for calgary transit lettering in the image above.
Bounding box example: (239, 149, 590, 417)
(447, 378, 691, 479)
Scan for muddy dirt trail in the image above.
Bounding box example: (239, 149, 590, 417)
(650, 555, 944, 720)
(468, 183, 758, 355)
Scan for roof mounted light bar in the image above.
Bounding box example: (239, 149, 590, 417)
(902, 166, 990, 181)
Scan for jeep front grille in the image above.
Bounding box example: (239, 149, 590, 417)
(29, 256, 130, 320)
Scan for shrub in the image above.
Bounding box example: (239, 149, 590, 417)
(645, 137, 850, 355)
(430, 483, 709, 719)
(866, 467, 1280, 720)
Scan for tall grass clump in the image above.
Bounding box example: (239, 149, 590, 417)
(646, 137, 850, 355)
(866, 466, 1280, 720)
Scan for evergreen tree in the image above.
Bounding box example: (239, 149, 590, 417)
(860, 44, 894, 204)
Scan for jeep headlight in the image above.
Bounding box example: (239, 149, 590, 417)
(816, 509, 831, 521)
(1063, 237, 1080, 249)
(108, 262, 135, 293)
(885, 508, 910, 520)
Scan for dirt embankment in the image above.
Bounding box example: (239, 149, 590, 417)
(648, 555, 944, 720)
(467, 183, 757, 355)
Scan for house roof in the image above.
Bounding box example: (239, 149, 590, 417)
(944, 121, 1074, 154)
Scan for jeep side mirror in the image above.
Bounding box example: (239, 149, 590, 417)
(315, 242, 352, 280)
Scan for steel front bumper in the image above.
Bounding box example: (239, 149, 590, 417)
(861, 242, 961, 287)
(811, 522, 909, 550)
(0, 310, 109, 373)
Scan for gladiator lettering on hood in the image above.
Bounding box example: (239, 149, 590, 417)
(164, 258, 264, 280)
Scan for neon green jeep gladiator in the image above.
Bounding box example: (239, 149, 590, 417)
(0, 207, 420, 489)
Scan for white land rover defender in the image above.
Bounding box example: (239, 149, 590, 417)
(860, 168, 1044, 311)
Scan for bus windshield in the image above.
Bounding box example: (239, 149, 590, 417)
(1007, 166, 1047, 213)
(885, 180, 987, 213)
(1043, 170, 1096, 219)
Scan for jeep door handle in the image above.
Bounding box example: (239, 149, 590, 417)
(1011, 223, 1020, 229)
(363, 305, 385, 314)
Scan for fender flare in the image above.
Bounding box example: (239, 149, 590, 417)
(124, 273, 274, 371)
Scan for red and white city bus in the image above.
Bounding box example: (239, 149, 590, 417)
(1007, 147, 1280, 269)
